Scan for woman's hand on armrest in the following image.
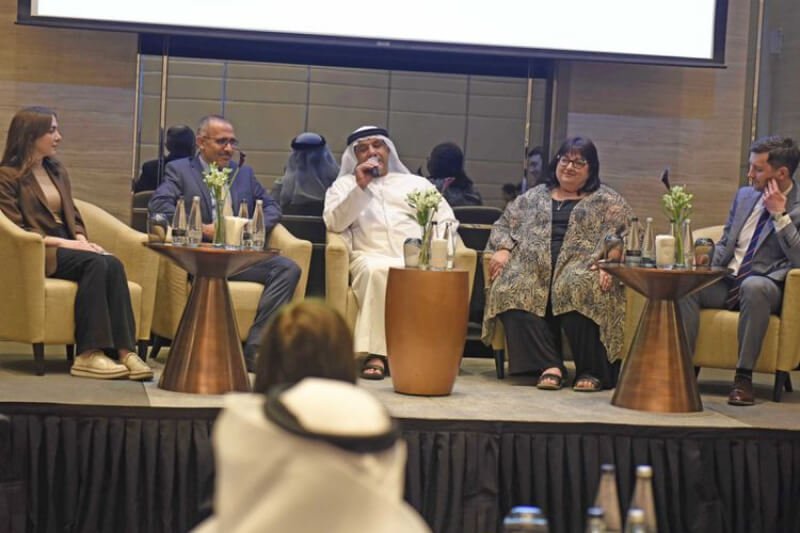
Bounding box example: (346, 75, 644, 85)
(489, 249, 511, 281)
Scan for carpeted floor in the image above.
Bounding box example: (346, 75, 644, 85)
(1, 341, 798, 429)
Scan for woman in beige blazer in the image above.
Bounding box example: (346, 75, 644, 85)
(0, 106, 152, 380)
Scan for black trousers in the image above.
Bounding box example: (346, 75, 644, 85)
(499, 306, 620, 388)
(52, 248, 136, 355)
(229, 255, 301, 363)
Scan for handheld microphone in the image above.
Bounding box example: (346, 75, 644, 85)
(369, 156, 381, 178)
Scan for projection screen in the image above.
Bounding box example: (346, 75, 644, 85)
(20, 0, 729, 68)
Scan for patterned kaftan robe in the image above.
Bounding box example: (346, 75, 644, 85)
(482, 183, 633, 361)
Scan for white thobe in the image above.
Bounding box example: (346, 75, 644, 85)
(324, 172, 456, 356)
(193, 392, 430, 533)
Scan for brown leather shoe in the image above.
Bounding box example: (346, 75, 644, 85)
(728, 376, 755, 406)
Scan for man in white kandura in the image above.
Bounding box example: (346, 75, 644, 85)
(323, 126, 457, 380)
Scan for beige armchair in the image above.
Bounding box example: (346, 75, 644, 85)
(0, 199, 159, 375)
(691, 225, 799, 401)
(325, 231, 477, 330)
(150, 224, 312, 348)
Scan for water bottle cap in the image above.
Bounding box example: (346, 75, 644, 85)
(627, 508, 645, 523)
(587, 506, 604, 518)
(508, 506, 542, 517)
(636, 465, 653, 477)
(600, 463, 615, 473)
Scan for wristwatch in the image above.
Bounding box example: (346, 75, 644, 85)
(772, 210, 788, 222)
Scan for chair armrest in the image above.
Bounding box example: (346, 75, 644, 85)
(75, 199, 159, 338)
(778, 268, 800, 371)
(482, 252, 492, 289)
(267, 223, 312, 301)
(453, 236, 477, 299)
(325, 231, 350, 317)
(0, 210, 46, 341)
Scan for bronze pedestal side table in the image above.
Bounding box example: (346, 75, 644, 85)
(147, 243, 277, 394)
(384, 267, 469, 396)
(600, 264, 729, 413)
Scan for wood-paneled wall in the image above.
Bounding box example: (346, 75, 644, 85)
(0, 0, 137, 221)
(138, 60, 549, 207)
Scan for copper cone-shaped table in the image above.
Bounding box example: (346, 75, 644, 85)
(600, 263, 729, 412)
(147, 243, 277, 394)
(385, 267, 469, 396)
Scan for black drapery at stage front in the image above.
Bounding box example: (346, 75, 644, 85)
(1, 403, 799, 533)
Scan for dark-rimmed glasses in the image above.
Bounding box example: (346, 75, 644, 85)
(557, 155, 588, 169)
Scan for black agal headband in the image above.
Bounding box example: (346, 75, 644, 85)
(346, 127, 389, 147)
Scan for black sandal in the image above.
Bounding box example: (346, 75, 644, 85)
(360, 355, 388, 381)
(536, 371, 564, 390)
(573, 374, 602, 392)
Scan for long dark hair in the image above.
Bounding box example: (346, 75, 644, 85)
(545, 136, 601, 193)
(1, 106, 63, 176)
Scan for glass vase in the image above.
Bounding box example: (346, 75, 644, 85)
(671, 219, 686, 267)
(418, 221, 433, 269)
(213, 196, 226, 247)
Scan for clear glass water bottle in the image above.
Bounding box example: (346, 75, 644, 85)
(442, 221, 456, 270)
(623, 508, 646, 533)
(681, 219, 693, 268)
(624, 217, 641, 266)
(171, 197, 187, 245)
(594, 464, 622, 533)
(238, 199, 252, 249)
(250, 199, 265, 250)
(640, 217, 656, 267)
(187, 195, 203, 246)
(586, 506, 607, 533)
(629, 466, 657, 532)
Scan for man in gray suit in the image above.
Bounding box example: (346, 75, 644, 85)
(681, 136, 800, 405)
(149, 115, 301, 371)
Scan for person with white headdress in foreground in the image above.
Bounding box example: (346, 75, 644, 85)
(193, 378, 431, 533)
(323, 126, 457, 380)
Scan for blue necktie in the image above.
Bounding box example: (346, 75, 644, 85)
(725, 208, 771, 309)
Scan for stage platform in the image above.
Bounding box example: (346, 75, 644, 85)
(1, 342, 799, 533)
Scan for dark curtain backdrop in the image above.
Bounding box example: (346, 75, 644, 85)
(1, 404, 799, 533)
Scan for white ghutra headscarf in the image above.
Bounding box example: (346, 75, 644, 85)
(338, 126, 412, 178)
(194, 378, 431, 533)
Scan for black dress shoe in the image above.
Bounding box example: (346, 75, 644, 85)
(728, 376, 755, 406)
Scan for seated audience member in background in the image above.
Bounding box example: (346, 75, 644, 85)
(426, 141, 482, 206)
(680, 136, 800, 406)
(194, 378, 431, 533)
(271, 132, 339, 216)
(525, 145, 546, 189)
(253, 300, 356, 393)
(483, 136, 632, 392)
(0, 107, 152, 380)
(134, 125, 194, 193)
(148, 115, 301, 371)
(324, 126, 457, 381)
(501, 182, 519, 207)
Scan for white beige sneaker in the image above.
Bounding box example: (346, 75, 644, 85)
(71, 352, 129, 379)
(122, 352, 154, 381)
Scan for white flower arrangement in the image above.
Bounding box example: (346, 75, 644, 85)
(406, 188, 443, 227)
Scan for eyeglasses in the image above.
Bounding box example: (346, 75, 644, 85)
(557, 155, 588, 169)
(206, 137, 239, 148)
